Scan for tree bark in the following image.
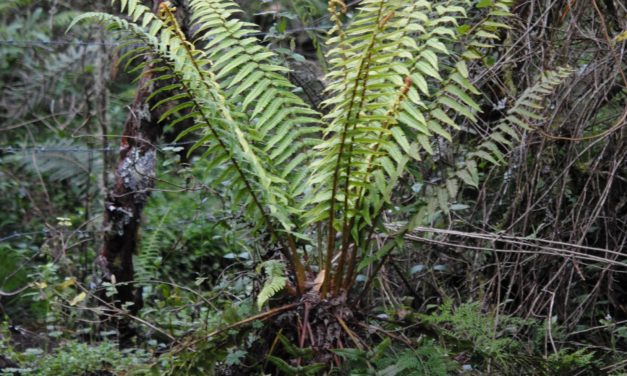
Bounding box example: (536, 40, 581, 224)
(96, 66, 161, 344)
(98, 69, 160, 290)
(96, 0, 173, 346)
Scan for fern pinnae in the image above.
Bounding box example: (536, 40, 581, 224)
(189, 0, 321, 201)
(158, 2, 294, 233)
(338, 0, 497, 288)
(335, 2, 445, 239)
(349, 1, 435, 202)
(472, 66, 574, 165)
(311, 0, 428, 290)
(77, 2, 305, 263)
(136, 207, 171, 283)
(72, 0, 309, 293)
(256, 260, 287, 310)
(421, 67, 574, 216)
(180, 2, 311, 290)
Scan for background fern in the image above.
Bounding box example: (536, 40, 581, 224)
(256, 260, 287, 309)
(135, 207, 171, 283)
(4, 141, 102, 196)
(411, 66, 575, 219)
(472, 66, 575, 165)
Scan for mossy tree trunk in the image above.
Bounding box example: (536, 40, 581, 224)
(96, 0, 192, 346)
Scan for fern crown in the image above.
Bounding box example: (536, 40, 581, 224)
(71, 0, 570, 297)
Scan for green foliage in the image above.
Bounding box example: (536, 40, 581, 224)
(72, 0, 512, 298)
(305, 0, 488, 249)
(4, 141, 101, 197)
(472, 66, 575, 166)
(0, 340, 150, 376)
(2, 0, 618, 374)
(267, 356, 326, 375)
(224, 347, 247, 366)
(416, 66, 575, 219)
(332, 337, 456, 375)
(136, 155, 244, 289)
(276, 333, 315, 359)
(0, 245, 30, 295)
(189, 0, 323, 200)
(0, 246, 70, 323)
(0, 4, 96, 118)
(0, 0, 133, 313)
(377, 345, 457, 376)
(546, 348, 597, 374)
(420, 300, 545, 373)
(256, 260, 287, 309)
(0, 245, 34, 316)
(0, 0, 34, 14)
(135, 207, 171, 283)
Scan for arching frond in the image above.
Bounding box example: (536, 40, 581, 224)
(71, 0, 309, 292)
(72, 0, 522, 299)
(188, 0, 323, 204)
(5, 142, 102, 196)
(428, 66, 574, 218)
(473, 66, 574, 166)
(72, 3, 282, 226)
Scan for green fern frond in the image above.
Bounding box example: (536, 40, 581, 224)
(460, 0, 513, 60)
(136, 208, 171, 282)
(472, 66, 574, 165)
(393, 345, 455, 376)
(71, 2, 302, 236)
(0, 0, 33, 14)
(306, 0, 484, 224)
(256, 260, 287, 309)
(72, 0, 521, 299)
(188, 0, 322, 201)
(300, 0, 489, 293)
(1, 6, 104, 117)
(267, 355, 326, 375)
(413, 0, 513, 158)
(7, 141, 102, 195)
(418, 67, 573, 217)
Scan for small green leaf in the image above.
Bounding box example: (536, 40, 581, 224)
(446, 178, 459, 197)
(225, 349, 247, 366)
(457, 169, 477, 188)
(450, 203, 470, 211)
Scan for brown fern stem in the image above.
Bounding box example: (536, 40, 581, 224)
(325, 0, 387, 297)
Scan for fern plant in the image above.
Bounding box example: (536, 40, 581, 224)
(256, 260, 287, 309)
(71, 0, 533, 361)
(4, 141, 103, 196)
(135, 207, 171, 283)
